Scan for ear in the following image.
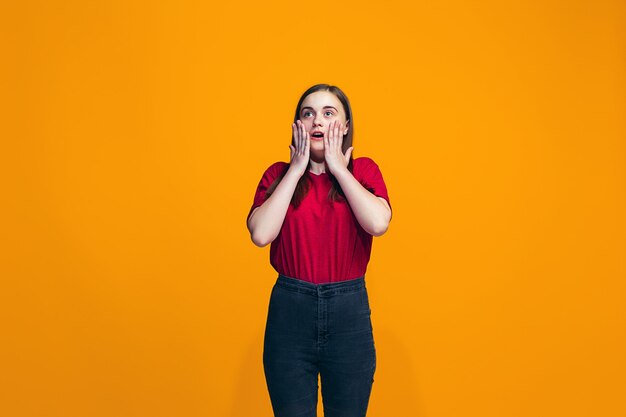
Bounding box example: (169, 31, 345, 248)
(343, 119, 350, 135)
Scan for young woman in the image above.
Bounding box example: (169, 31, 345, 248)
(246, 84, 392, 417)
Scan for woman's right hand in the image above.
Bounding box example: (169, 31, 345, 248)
(288, 120, 310, 177)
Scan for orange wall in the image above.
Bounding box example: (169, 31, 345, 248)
(2, 1, 625, 416)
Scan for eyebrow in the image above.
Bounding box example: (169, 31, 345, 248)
(301, 106, 338, 112)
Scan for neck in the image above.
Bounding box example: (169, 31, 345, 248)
(308, 157, 326, 174)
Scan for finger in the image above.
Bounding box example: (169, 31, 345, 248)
(296, 120, 302, 153)
(324, 127, 329, 151)
(328, 122, 333, 142)
(345, 146, 353, 161)
(305, 131, 310, 154)
(299, 125, 305, 153)
(338, 121, 344, 147)
(328, 121, 333, 147)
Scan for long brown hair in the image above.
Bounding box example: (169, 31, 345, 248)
(265, 84, 355, 209)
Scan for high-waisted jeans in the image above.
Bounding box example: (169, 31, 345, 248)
(263, 273, 377, 417)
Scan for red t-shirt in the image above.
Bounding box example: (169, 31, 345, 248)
(247, 157, 391, 284)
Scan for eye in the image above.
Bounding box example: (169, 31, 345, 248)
(302, 111, 312, 117)
(324, 111, 334, 116)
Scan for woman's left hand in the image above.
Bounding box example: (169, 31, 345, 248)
(324, 120, 353, 176)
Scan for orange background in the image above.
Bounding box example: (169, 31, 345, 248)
(2, 1, 625, 416)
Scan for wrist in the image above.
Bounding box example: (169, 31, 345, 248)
(286, 165, 306, 180)
(331, 165, 350, 179)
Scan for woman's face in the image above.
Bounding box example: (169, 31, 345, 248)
(298, 91, 349, 155)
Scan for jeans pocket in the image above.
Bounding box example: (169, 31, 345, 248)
(360, 289, 371, 312)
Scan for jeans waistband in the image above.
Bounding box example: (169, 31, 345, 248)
(276, 273, 365, 297)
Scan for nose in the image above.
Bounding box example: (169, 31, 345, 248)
(313, 113, 324, 127)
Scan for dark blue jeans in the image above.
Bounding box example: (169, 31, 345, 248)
(263, 274, 377, 417)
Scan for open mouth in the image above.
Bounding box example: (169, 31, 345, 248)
(311, 132, 324, 140)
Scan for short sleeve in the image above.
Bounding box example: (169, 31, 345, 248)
(356, 157, 392, 214)
(247, 162, 288, 222)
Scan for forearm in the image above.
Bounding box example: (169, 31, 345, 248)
(247, 168, 301, 247)
(334, 168, 391, 236)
